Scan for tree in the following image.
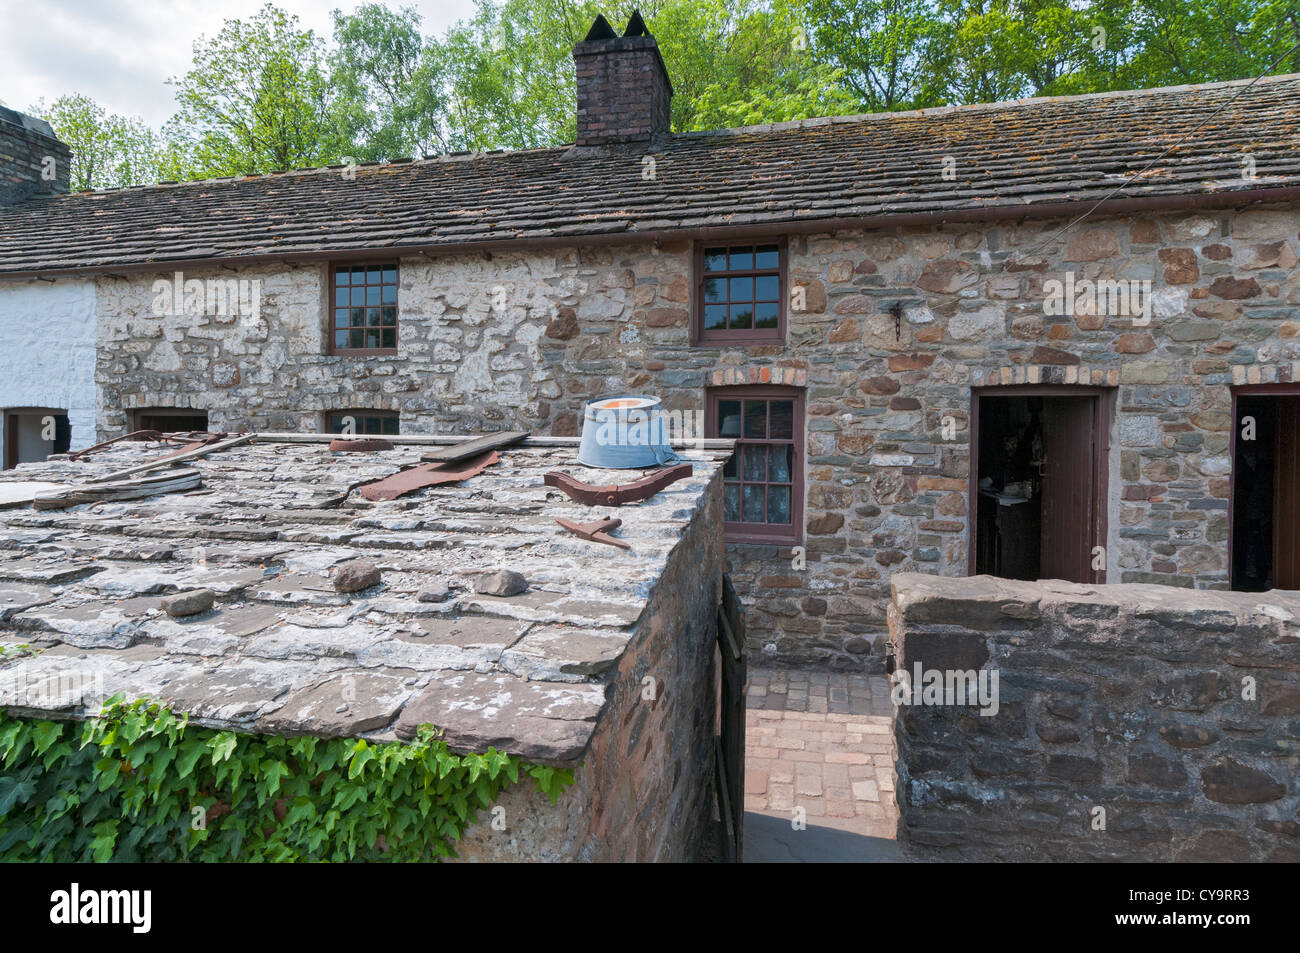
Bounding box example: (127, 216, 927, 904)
(28, 94, 162, 191)
(165, 3, 343, 177)
(330, 3, 450, 160)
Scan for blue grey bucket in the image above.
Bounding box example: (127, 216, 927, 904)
(578, 394, 680, 469)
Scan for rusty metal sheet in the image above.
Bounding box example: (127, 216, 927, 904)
(555, 517, 630, 550)
(358, 450, 500, 502)
(543, 462, 692, 506)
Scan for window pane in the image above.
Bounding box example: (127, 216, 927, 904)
(729, 276, 754, 301)
(768, 485, 791, 524)
(365, 307, 380, 327)
(335, 268, 351, 286)
(704, 249, 728, 271)
(743, 401, 767, 438)
(754, 302, 779, 328)
(382, 266, 397, 284)
(382, 307, 396, 326)
(366, 285, 382, 306)
(334, 330, 348, 349)
(755, 275, 779, 300)
(704, 277, 726, 303)
(729, 248, 754, 271)
(350, 266, 365, 282)
(743, 443, 767, 482)
(334, 287, 348, 306)
(718, 400, 742, 437)
(366, 328, 381, 349)
(730, 305, 753, 329)
(350, 307, 363, 326)
(724, 484, 740, 521)
(723, 453, 738, 479)
(770, 400, 794, 439)
(742, 485, 765, 522)
(383, 416, 399, 435)
(349, 328, 364, 349)
(755, 245, 780, 269)
(382, 284, 397, 305)
(366, 266, 381, 281)
(335, 309, 349, 329)
(382, 328, 396, 348)
(704, 305, 727, 331)
(769, 444, 792, 483)
(351, 288, 365, 306)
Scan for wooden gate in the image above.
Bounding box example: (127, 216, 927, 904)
(715, 574, 747, 862)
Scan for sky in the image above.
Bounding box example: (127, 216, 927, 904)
(0, 0, 479, 127)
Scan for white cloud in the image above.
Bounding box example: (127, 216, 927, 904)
(0, 0, 479, 127)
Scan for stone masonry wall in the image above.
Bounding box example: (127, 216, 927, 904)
(90, 201, 1300, 671)
(888, 572, 1300, 862)
(452, 470, 723, 861)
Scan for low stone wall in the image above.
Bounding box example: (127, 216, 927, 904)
(888, 572, 1300, 862)
(453, 472, 724, 861)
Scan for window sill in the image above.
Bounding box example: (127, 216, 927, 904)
(723, 526, 801, 547)
(329, 348, 398, 357)
(695, 333, 785, 348)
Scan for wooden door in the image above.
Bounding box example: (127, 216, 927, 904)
(1274, 398, 1300, 588)
(1040, 397, 1101, 583)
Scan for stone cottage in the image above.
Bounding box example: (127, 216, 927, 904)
(1, 15, 1299, 669)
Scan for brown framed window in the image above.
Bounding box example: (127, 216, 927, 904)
(695, 241, 785, 345)
(331, 263, 398, 354)
(707, 386, 804, 544)
(326, 410, 399, 436)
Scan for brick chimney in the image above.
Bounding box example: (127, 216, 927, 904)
(573, 11, 673, 148)
(0, 106, 72, 205)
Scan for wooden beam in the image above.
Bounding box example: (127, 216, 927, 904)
(419, 430, 528, 464)
(87, 433, 255, 484)
(34, 469, 202, 510)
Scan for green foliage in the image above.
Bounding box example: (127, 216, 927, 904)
(164, 3, 344, 177)
(0, 698, 572, 862)
(27, 94, 163, 191)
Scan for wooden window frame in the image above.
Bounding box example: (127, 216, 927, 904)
(693, 239, 787, 346)
(706, 385, 804, 545)
(329, 261, 399, 356)
(1228, 382, 1300, 590)
(325, 409, 400, 436)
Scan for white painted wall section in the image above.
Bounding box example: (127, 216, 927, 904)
(0, 279, 97, 454)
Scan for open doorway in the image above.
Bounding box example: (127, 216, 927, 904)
(971, 387, 1111, 584)
(1232, 386, 1300, 591)
(2, 408, 71, 469)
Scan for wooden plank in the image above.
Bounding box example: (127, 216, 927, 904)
(87, 433, 255, 484)
(357, 451, 501, 502)
(419, 430, 528, 464)
(34, 469, 202, 510)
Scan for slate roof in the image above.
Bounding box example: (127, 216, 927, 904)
(1, 74, 1299, 277)
(0, 436, 727, 763)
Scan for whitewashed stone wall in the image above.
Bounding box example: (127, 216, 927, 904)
(0, 278, 97, 452)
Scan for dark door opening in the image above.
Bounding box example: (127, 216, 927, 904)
(2, 408, 71, 469)
(1232, 391, 1300, 591)
(972, 388, 1110, 584)
(129, 408, 210, 435)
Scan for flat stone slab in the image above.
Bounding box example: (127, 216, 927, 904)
(500, 626, 631, 682)
(260, 671, 416, 736)
(395, 673, 606, 763)
(0, 583, 56, 621)
(412, 615, 530, 649)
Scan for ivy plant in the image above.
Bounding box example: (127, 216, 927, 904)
(0, 697, 572, 862)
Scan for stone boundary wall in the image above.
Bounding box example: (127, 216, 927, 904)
(453, 470, 724, 861)
(888, 572, 1300, 862)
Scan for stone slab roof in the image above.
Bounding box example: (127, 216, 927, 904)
(0, 436, 726, 763)
(1, 75, 1298, 276)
